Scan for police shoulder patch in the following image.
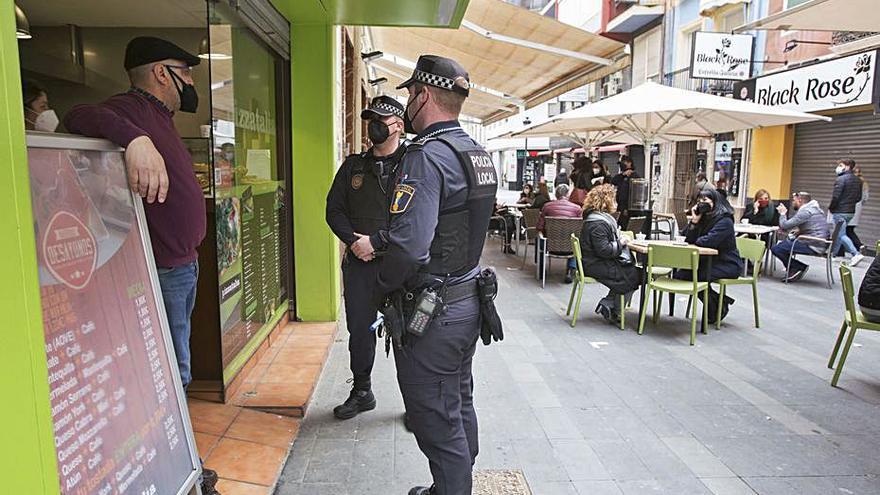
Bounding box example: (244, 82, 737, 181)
(351, 174, 364, 190)
(390, 184, 415, 214)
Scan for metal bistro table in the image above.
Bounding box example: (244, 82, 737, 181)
(734, 223, 778, 275)
(627, 240, 719, 328)
(503, 204, 528, 255)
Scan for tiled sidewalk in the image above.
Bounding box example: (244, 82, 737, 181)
(186, 321, 337, 494)
(275, 243, 880, 495)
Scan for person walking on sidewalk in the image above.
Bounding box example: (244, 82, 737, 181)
(64, 36, 218, 495)
(376, 55, 497, 495)
(829, 158, 864, 266)
(325, 96, 406, 420)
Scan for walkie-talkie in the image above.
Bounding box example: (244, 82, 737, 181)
(406, 288, 442, 337)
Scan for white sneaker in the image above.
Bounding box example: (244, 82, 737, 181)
(851, 253, 865, 266)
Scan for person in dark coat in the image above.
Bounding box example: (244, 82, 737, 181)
(580, 184, 642, 325)
(530, 181, 551, 210)
(859, 255, 880, 323)
(610, 156, 639, 228)
(676, 188, 743, 323)
(741, 189, 779, 226)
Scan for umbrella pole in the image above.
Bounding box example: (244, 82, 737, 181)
(644, 140, 653, 209)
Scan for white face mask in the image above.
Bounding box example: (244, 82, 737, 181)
(592, 168, 601, 174)
(835, 165, 846, 175)
(34, 109, 59, 132)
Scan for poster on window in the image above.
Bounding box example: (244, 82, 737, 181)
(26, 134, 200, 495)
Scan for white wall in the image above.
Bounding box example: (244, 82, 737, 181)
(556, 0, 603, 32)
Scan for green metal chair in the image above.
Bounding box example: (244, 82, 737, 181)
(638, 244, 709, 345)
(566, 234, 626, 330)
(713, 237, 766, 329)
(828, 262, 880, 387)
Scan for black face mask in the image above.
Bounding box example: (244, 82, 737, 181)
(166, 66, 199, 113)
(368, 119, 392, 144)
(695, 201, 712, 216)
(403, 90, 428, 135)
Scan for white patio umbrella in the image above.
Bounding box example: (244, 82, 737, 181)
(511, 81, 831, 200)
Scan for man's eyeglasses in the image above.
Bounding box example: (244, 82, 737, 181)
(165, 64, 193, 78)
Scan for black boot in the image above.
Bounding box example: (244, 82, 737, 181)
(333, 376, 376, 420)
(201, 468, 221, 495)
(564, 267, 574, 284)
(408, 485, 436, 495)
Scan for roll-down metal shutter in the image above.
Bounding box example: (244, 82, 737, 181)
(791, 111, 880, 250)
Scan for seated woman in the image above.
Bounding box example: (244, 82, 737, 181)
(517, 183, 535, 205)
(676, 189, 743, 323)
(742, 188, 779, 226)
(529, 181, 551, 211)
(580, 184, 642, 325)
(859, 255, 880, 323)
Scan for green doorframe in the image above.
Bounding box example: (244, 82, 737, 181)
(0, 1, 61, 493)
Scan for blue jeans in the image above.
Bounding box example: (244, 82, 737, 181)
(831, 213, 858, 256)
(771, 239, 816, 273)
(157, 260, 199, 388)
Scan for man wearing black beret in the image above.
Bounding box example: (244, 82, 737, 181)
(64, 36, 218, 495)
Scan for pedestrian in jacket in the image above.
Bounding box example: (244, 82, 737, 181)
(677, 188, 743, 323)
(580, 184, 642, 325)
(859, 255, 880, 323)
(610, 156, 638, 228)
(829, 158, 864, 266)
(772, 192, 830, 282)
(841, 165, 868, 254)
(742, 189, 779, 226)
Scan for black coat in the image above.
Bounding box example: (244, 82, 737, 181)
(830, 171, 863, 214)
(859, 256, 880, 311)
(683, 215, 743, 281)
(580, 211, 642, 294)
(742, 201, 780, 226)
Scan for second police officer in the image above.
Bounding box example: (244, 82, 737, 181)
(325, 96, 406, 420)
(375, 55, 499, 495)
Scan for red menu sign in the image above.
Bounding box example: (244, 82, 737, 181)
(27, 136, 199, 495)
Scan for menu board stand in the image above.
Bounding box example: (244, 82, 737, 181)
(27, 132, 201, 495)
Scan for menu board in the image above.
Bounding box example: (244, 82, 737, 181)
(26, 134, 200, 495)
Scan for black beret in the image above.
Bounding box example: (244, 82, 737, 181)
(360, 95, 405, 120)
(397, 54, 470, 97)
(124, 36, 200, 71)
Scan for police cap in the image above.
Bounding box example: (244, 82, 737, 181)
(396, 54, 470, 97)
(124, 36, 201, 71)
(360, 95, 405, 120)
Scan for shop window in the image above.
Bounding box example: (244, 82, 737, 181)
(342, 33, 356, 156)
(784, 0, 811, 8)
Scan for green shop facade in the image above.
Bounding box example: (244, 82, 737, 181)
(1, 0, 470, 492)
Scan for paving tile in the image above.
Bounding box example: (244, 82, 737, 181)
(534, 407, 584, 440)
(743, 475, 880, 495)
(188, 399, 242, 436)
(205, 437, 288, 486)
(194, 431, 221, 459)
(245, 382, 314, 408)
(226, 409, 300, 449)
(660, 436, 735, 478)
(302, 439, 356, 483)
(550, 439, 612, 481)
(698, 477, 757, 495)
(526, 480, 579, 494)
(215, 478, 271, 495)
(573, 480, 624, 495)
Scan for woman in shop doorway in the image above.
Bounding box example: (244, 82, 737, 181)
(838, 164, 868, 255)
(23, 80, 58, 132)
(676, 188, 743, 324)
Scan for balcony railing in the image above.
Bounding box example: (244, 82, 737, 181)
(664, 68, 735, 96)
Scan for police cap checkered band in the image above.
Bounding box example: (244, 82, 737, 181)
(360, 95, 405, 120)
(396, 54, 470, 97)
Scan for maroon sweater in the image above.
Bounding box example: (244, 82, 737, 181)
(64, 90, 206, 268)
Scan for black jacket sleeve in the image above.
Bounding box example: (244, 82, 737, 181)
(830, 176, 844, 213)
(325, 158, 357, 245)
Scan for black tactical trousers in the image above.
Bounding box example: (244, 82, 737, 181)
(342, 256, 381, 381)
(394, 294, 481, 495)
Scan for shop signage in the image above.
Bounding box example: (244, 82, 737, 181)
(27, 137, 199, 495)
(695, 149, 708, 174)
(734, 50, 880, 112)
(729, 148, 743, 197)
(715, 141, 734, 163)
(690, 32, 754, 81)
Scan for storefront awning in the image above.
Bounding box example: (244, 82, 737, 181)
(700, 0, 749, 17)
(605, 5, 664, 35)
(369, 0, 625, 123)
(735, 0, 878, 32)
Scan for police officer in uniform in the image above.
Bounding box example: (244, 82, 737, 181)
(376, 55, 498, 495)
(326, 96, 406, 419)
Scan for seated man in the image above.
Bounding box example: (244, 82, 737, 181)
(771, 192, 830, 282)
(859, 254, 880, 323)
(536, 184, 583, 283)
